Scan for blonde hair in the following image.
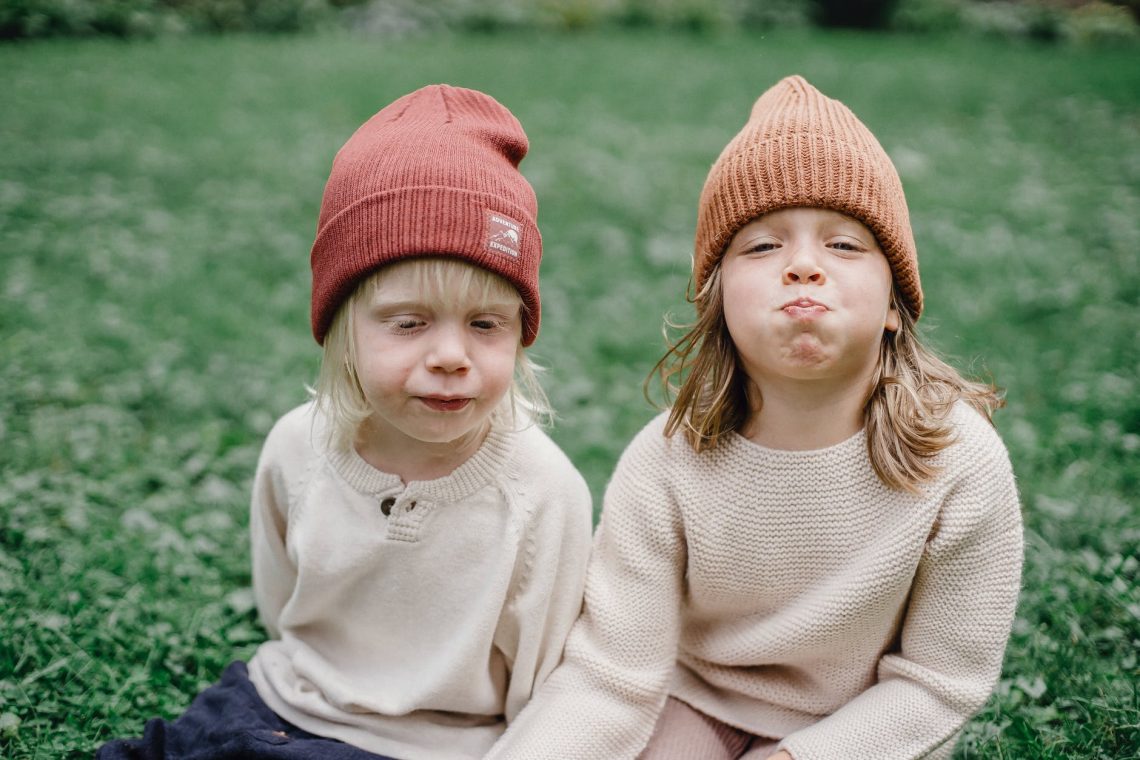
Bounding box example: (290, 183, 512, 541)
(649, 265, 1003, 492)
(314, 257, 551, 451)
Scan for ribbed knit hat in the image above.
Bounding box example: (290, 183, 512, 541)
(695, 75, 923, 318)
(310, 84, 542, 345)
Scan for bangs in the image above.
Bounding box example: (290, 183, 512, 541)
(358, 256, 521, 313)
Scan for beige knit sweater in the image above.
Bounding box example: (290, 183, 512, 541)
(486, 402, 1022, 760)
(246, 403, 593, 760)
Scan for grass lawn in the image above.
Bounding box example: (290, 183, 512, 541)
(1, 27, 1138, 758)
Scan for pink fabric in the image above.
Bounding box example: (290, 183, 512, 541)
(639, 698, 779, 760)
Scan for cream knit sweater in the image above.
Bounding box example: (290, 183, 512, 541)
(246, 403, 593, 760)
(486, 402, 1022, 760)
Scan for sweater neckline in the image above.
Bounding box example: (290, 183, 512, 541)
(725, 425, 866, 460)
(324, 424, 515, 503)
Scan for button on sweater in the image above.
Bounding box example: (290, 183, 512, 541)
(487, 402, 1022, 760)
(246, 403, 593, 760)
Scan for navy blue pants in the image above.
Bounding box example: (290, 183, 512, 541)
(97, 661, 398, 760)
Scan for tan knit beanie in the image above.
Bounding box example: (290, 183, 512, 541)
(310, 84, 542, 345)
(694, 75, 923, 318)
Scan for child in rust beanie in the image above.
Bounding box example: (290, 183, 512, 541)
(488, 76, 1022, 760)
(99, 85, 592, 760)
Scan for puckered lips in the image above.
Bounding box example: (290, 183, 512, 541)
(781, 296, 829, 320)
(417, 396, 473, 412)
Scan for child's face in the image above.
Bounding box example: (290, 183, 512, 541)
(350, 262, 521, 454)
(720, 207, 899, 391)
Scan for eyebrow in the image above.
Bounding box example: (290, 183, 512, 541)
(830, 226, 877, 245)
(728, 230, 777, 252)
(829, 221, 870, 235)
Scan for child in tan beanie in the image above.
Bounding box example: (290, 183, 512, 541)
(487, 76, 1022, 760)
(98, 85, 592, 760)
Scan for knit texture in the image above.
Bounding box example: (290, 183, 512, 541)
(486, 402, 1022, 760)
(695, 75, 923, 318)
(247, 403, 592, 760)
(310, 84, 542, 345)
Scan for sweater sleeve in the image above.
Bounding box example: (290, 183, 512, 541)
(494, 459, 594, 724)
(249, 418, 300, 640)
(779, 429, 1024, 760)
(486, 423, 687, 759)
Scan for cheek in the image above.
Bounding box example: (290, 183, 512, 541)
(482, 344, 519, 391)
(353, 359, 389, 398)
(720, 279, 749, 328)
(849, 261, 894, 319)
(721, 278, 772, 344)
(490, 351, 519, 386)
(353, 344, 405, 393)
(722, 309, 750, 350)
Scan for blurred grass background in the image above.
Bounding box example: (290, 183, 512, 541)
(1, 15, 1139, 760)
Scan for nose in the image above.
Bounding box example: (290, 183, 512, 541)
(427, 326, 471, 374)
(782, 245, 826, 285)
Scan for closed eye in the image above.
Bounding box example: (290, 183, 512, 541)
(471, 316, 514, 333)
(391, 318, 426, 332)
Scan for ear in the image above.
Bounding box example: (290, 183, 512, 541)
(884, 306, 900, 333)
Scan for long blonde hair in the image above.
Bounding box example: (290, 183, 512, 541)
(314, 257, 551, 452)
(649, 264, 1003, 492)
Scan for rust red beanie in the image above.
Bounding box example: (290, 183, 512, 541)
(695, 75, 923, 318)
(310, 84, 542, 345)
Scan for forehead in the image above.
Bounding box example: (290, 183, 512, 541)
(740, 207, 873, 235)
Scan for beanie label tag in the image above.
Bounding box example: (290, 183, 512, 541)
(486, 211, 521, 258)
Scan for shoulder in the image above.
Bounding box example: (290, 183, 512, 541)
(613, 410, 730, 488)
(940, 401, 1014, 476)
(913, 404, 1024, 567)
(511, 424, 586, 488)
(618, 411, 692, 467)
(602, 411, 704, 512)
(508, 423, 592, 515)
(929, 402, 1021, 528)
(596, 412, 692, 548)
(258, 401, 324, 470)
(250, 402, 324, 513)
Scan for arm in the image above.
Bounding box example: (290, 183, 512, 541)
(493, 468, 594, 723)
(486, 428, 687, 759)
(249, 430, 298, 640)
(779, 437, 1023, 760)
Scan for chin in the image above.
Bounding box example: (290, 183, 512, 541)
(782, 330, 826, 356)
(429, 419, 493, 447)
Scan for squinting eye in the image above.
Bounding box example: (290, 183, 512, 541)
(749, 242, 778, 254)
(471, 319, 503, 331)
(394, 319, 423, 330)
(830, 241, 860, 252)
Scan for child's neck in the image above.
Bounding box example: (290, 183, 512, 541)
(353, 420, 489, 484)
(741, 374, 871, 451)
